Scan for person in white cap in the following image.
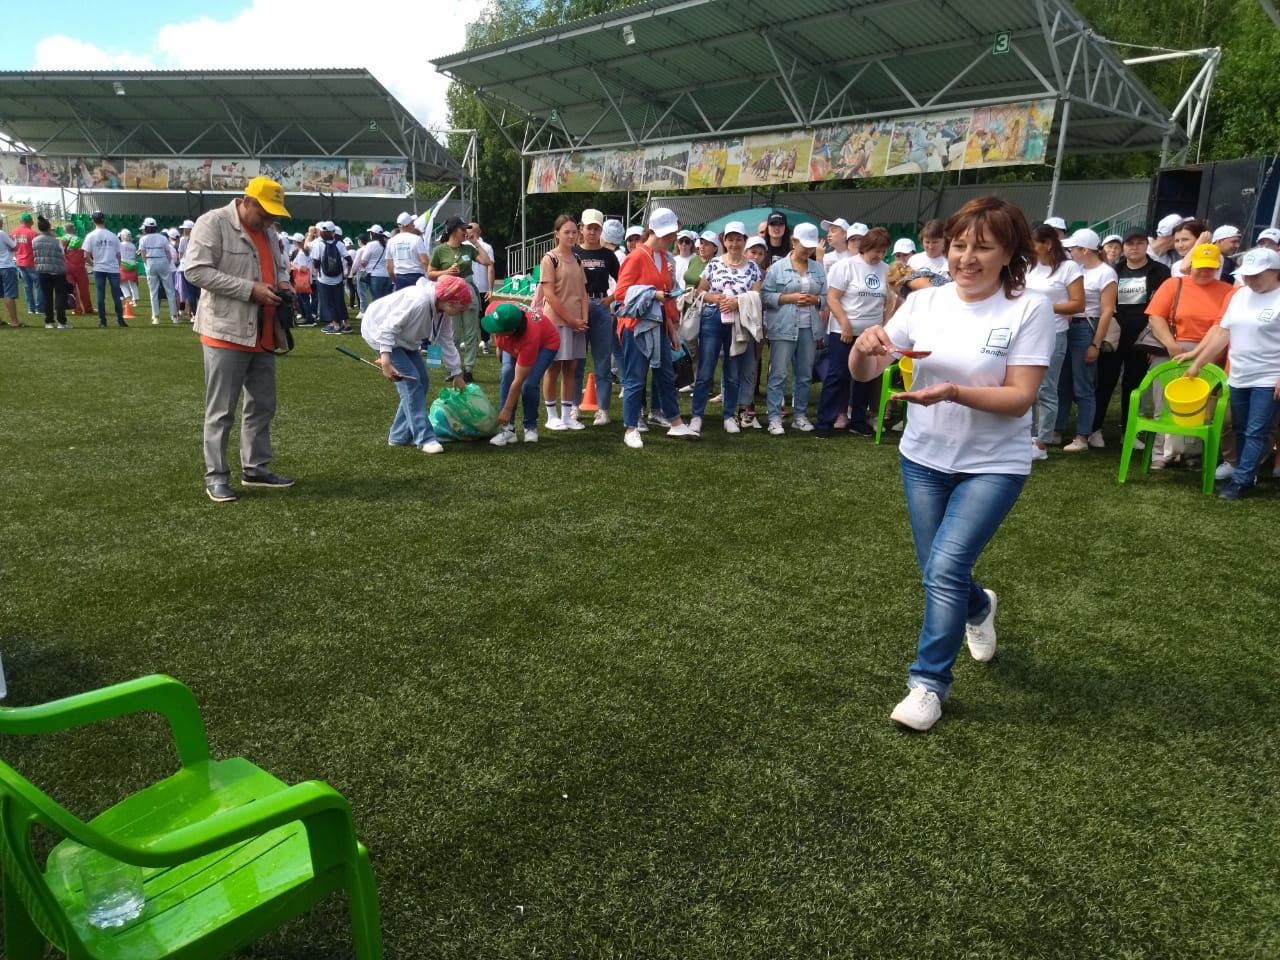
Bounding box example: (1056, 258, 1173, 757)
(618, 225, 643, 268)
(308, 222, 349, 333)
(1211, 225, 1242, 283)
(891, 237, 916, 265)
(821, 218, 852, 271)
(689, 230, 719, 288)
(1177, 246, 1280, 498)
(288, 233, 315, 325)
(672, 229, 697, 281)
(1257, 227, 1280, 251)
(907, 218, 948, 277)
(1043, 216, 1068, 240)
(1101, 234, 1123, 267)
(762, 222, 827, 434)
(1025, 223, 1084, 460)
(1149, 213, 1187, 267)
(361, 226, 392, 302)
(117, 228, 140, 308)
(573, 208, 620, 424)
(138, 217, 178, 323)
(175, 219, 198, 319)
(847, 222, 869, 256)
(744, 234, 768, 269)
(613, 207, 698, 447)
(385, 213, 430, 291)
(1056, 228, 1117, 453)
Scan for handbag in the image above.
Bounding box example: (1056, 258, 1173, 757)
(677, 289, 704, 343)
(1134, 278, 1180, 354)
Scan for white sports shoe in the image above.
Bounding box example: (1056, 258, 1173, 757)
(563, 416, 586, 431)
(523, 428, 539, 443)
(490, 425, 517, 447)
(689, 415, 703, 435)
(723, 417, 741, 434)
(792, 416, 814, 432)
(1132, 437, 1146, 451)
(623, 428, 643, 449)
(649, 411, 672, 427)
(1087, 430, 1106, 449)
(593, 410, 610, 426)
(1031, 443, 1048, 461)
(152, 318, 160, 326)
(768, 419, 785, 435)
(544, 417, 567, 431)
(1214, 461, 1235, 481)
(667, 423, 698, 439)
(709, 393, 723, 404)
(965, 589, 998, 662)
(1063, 438, 1088, 453)
(421, 441, 445, 454)
(636, 419, 649, 433)
(890, 687, 943, 731)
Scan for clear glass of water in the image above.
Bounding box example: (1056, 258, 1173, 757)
(78, 847, 145, 929)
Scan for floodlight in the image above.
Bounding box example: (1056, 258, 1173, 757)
(112, 82, 126, 96)
(621, 24, 636, 46)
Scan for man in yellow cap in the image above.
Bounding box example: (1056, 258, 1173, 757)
(184, 177, 296, 502)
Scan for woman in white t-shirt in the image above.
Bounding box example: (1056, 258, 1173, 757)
(818, 227, 891, 435)
(1057, 229, 1118, 453)
(1024, 225, 1085, 459)
(691, 222, 763, 435)
(1179, 247, 1280, 499)
(850, 196, 1054, 732)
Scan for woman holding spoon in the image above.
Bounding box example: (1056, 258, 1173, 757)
(850, 196, 1054, 732)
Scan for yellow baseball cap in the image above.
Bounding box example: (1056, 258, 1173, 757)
(1189, 243, 1222, 269)
(244, 176, 289, 217)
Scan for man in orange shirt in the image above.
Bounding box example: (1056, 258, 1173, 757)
(184, 177, 294, 503)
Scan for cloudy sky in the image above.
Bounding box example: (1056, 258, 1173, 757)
(8, 0, 486, 130)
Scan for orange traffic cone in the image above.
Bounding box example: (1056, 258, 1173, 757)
(123, 298, 136, 320)
(579, 373, 599, 412)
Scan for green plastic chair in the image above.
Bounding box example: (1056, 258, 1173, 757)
(874, 361, 907, 444)
(0, 675, 382, 960)
(1117, 358, 1229, 496)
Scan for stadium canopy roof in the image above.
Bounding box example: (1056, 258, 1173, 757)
(433, 0, 1192, 161)
(0, 69, 466, 183)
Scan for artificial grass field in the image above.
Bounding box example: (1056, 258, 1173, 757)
(2, 297, 1278, 959)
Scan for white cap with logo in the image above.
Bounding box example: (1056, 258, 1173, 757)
(1236, 247, 1280, 275)
(849, 222, 869, 237)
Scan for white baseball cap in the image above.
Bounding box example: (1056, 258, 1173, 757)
(181, 219, 195, 230)
(581, 208, 605, 227)
(648, 207, 679, 238)
(722, 220, 748, 238)
(820, 217, 851, 233)
(142, 216, 157, 228)
(320, 221, 336, 232)
(745, 236, 767, 251)
(1235, 247, 1280, 275)
(1258, 227, 1280, 244)
(1102, 234, 1123, 246)
(166, 227, 179, 238)
(676, 229, 697, 242)
(1068, 228, 1101, 251)
(395, 212, 414, 227)
(1156, 213, 1187, 237)
(291, 232, 304, 242)
(118, 228, 131, 238)
(368, 225, 385, 235)
(849, 222, 869, 237)
(602, 220, 625, 245)
(892, 237, 917, 255)
(624, 225, 644, 240)
(698, 230, 722, 250)
(792, 222, 821, 249)
(1211, 224, 1241, 243)
(1044, 216, 1068, 231)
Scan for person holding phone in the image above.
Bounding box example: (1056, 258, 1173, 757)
(850, 196, 1054, 731)
(762, 222, 827, 433)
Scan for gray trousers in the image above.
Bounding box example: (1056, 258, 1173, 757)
(452, 298, 481, 372)
(203, 345, 276, 484)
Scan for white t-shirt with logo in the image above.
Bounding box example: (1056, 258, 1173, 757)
(1220, 286, 1280, 388)
(906, 251, 949, 277)
(827, 255, 889, 334)
(1080, 261, 1118, 317)
(308, 238, 349, 286)
(386, 231, 426, 277)
(884, 284, 1056, 475)
(1025, 260, 1084, 333)
(84, 227, 122, 273)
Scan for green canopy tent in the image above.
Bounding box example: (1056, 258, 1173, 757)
(700, 206, 818, 237)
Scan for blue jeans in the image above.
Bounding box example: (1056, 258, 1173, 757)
(620, 325, 679, 428)
(1229, 386, 1280, 487)
(18, 264, 43, 313)
(94, 271, 123, 324)
(766, 335, 815, 422)
(816, 332, 854, 428)
(357, 274, 373, 312)
(369, 275, 393, 301)
(573, 299, 616, 412)
(1034, 329, 1069, 443)
(899, 455, 1027, 698)
(692, 307, 737, 421)
(387, 348, 434, 446)
(500, 346, 558, 429)
(1056, 318, 1096, 436)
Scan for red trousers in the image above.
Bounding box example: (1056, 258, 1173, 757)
(66, 264, 93, 314)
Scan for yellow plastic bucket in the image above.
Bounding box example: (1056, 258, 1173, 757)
(1164, 376, 1210, 426)
(899, 355, 914, 391)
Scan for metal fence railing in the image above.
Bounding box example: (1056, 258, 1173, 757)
(505, 232, 555, 277)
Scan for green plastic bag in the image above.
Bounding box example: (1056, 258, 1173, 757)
(429, 383, 499, 442)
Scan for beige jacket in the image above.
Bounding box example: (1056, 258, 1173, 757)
(186, 200, 289, 348)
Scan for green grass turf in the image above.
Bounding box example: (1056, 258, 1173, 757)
(2, 293, 1278, 959)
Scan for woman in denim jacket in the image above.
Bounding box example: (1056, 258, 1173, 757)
(762, 223, 827, 434)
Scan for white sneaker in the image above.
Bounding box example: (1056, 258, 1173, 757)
(890, 687, 943, 731)
(568, 405, 581, 421)
(636, 419, 649, 433)
(421, 441, 445, 454)
(152, 318, 160, 326)
(1087, 430, 1105, 449)
(768, 419, 784, 436)
(792, 416, 814, 432)
(523, 428, 539, 443)
(689, 415, 703, 435)
(649, 411, 672, 428)
(891, 420, 905, 432)
(490, 425, 517, 447)
(623, 428, 643, 449)
(723, 417, 740, 434)
(544, 416, 567, 431)
(593, 410, 610, 427)
(965, 589, 998, 662)
(739, 412, 761, 430)
(667, 423, 698, 439)
(709, 393, 723, 404)
(1063, 438, 1088, 453)
(1151, 455, 1172, 470)
(1031, 443, 1048, 461)
(1133, 437, 1146, 451)
(563, 416, 586, 431)
(1214, 461, 1235, 481)
(678, 384, 693, 393)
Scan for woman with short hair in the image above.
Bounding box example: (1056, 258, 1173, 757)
(1024, 225, 1085, 460)
(1056, 229, 1117, 453)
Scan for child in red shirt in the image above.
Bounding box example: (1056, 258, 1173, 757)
(486, 302, 560, 445)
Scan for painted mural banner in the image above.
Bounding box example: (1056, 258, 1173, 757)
(525, 98, 1057, 193)
(348, 159, 410, 195)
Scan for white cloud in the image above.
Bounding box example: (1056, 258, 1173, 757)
(34, 0, 486, 130)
